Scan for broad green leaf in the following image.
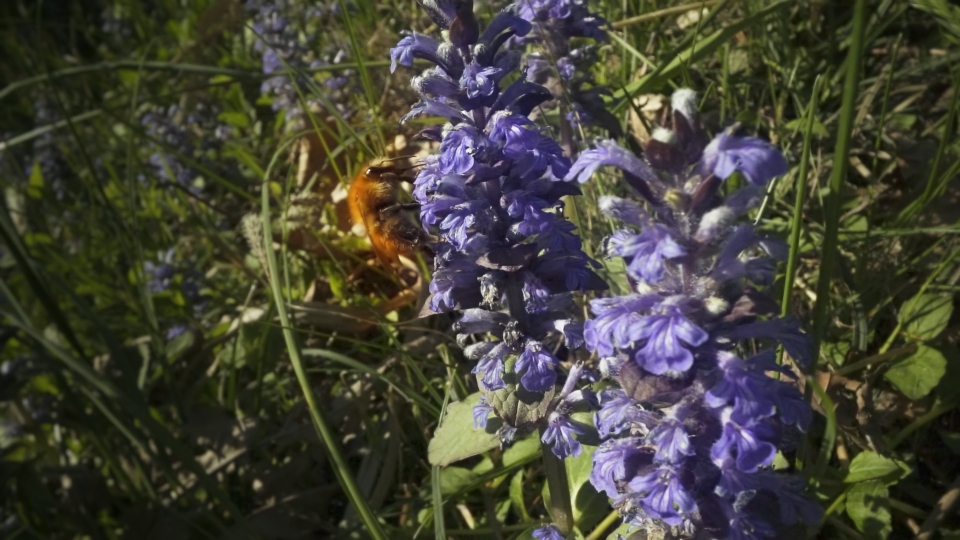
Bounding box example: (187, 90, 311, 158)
(438, 467, 479, 495)
(844, 451, 911, 484)
(428, 392, 500, 466)
(503, 434, 541, 466)
(939, 430, 960, 455)
(845, 480, 891, 539)
(899, 293, 953, 341)
(884, 345, 947, 400)
(565, 444, 608, 531)
(509, 470, 530, 521)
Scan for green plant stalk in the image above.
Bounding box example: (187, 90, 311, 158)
(811, 0, 866, 360)
(539, 429, 574, 534)
(780, 75, 823, 365)
(585, 510, 621, 540)
(431, 466, 446, 539)
(808, 373, 837, 486)
(260, 170, 388, 540)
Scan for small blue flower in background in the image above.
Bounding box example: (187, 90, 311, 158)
(570, 88, 821, 537)
(144, 248, 207, 339)
(246, 0, 355, 126)
(140, 103, 231, 191)
(393, 0, 604, 453)
(532, 523, 565, 540)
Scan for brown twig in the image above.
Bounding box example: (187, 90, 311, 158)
(915, 473, 960, 540)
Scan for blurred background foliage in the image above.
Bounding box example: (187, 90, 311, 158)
(0, 0, 959, 538)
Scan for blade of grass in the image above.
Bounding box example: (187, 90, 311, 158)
(260, 151, 388, 540)
(781, 75, 824, 326)
(612, 0, 788, 104)
(0, 60, 389, 102)
(811, 0, 866, 359)
(302, 348, 441, 418)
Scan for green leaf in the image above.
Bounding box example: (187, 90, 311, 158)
(899, 293, 953, 341)
(565, 444, 608, 531)
(785, 116, 829, 137)
(484, 357, 556, 429)
(27, 163, 44, 199)
(844, 451, 911, 484)
(845, 480, 892, 539)
(503, 434, 541, 466)
(218, 111, 250, 128)
(509, 470, 530, 521)
(938, 430, 960, 455)
(884, 345, 947, 400)
(438, 467, 479, 495)
(428, 392, 500, 466)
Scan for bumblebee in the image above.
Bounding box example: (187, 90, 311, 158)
(347, 160, 430, 269)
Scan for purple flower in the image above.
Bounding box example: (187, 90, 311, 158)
(596, 389, 657, 437)
(624, 465, 697, 526)
(532, 524, 564, 540)
(701, 131, 789, 186)
(541, 414, 585, 458)
(609, 225, 686, 283)
(591, 437, 647, 498)
(390, 32, 440, 72)
(631, 304, 708, 375)
(705, 352, 777, 423)
(584, 294, 661, 357)
(439, 125, 490, 174)
(710, 412, 778, 473)
(515, 340, 559, 392)
(568, 88, 817, 537)
(647, 419, 693, 464)
(564, 139, 657, 188)
(473, 397, 493, 429)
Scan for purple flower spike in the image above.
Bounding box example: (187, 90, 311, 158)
(569, 88, 817, 538)
(701, 131, 789, 186)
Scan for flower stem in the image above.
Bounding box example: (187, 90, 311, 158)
(539, 427, 574, 534)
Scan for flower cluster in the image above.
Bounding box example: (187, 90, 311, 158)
(144, 248, 206, 338)
(568, 89, 822, 537)
(391, 0, 605, 454)
(515, 0, 611, 134)
(246, 0, 354, 126)
(140, 103, 229, 191)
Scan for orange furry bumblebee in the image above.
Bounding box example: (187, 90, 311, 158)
(347, 161, 428, 269)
